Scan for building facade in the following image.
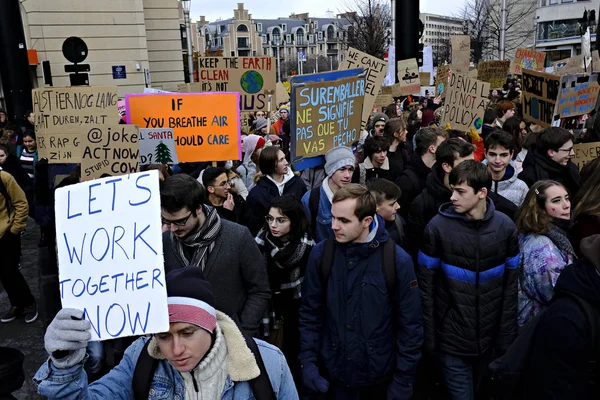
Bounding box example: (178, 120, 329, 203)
(18, 0, 185, 96)
(420, 13, 466, 66)
(535, 0, 599, 64)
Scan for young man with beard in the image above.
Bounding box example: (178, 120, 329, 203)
(483, 131, 528, 207)
(418, 161, 519, 400)
(299, 184, 423, 399)
(302, 146, 355, 243)
(202, 167, 245, 223)
(160, 174, 270, 336)
(518, 127, 582, 197)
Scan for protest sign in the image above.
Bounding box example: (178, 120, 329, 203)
(181, 57, 276, 112)
(477, 60, 510, 89)
(420, 72, 431, 87)
(396, 58, 420, 96)
(421, 45, 434, 85)
(421, 86, 436, 97)
(556, 73, 600, 118)
(144, 88, 173, 94)
(373, 86, 394, 110)
(81, 125, 140, 181)
(126, 92, 241, 163)
(384, 45, 396, 86)
(32, 86, 118, 163)
(511, 48, 546, 75)
(572, 142, 600, 170)
(553, 51, 600, 76)
(451, 35, 470, 74)
(139, 128, 178, 165)
(55, 170, 168, 341)
(339, 47, 388, 127)
(276, 81, 290, 105)
(294, 75, 365, 159)
(522, 69, 560, 128)
(436, 65, 450, 96)
(240, 112, 252, 132)
(442, 72, 490, 132)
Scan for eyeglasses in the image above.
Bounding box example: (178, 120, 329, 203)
(265, 215, 289, 225)
(162, 211, 193, 227)
(557, 147, 574, 154)
(215, 180, 231, 188)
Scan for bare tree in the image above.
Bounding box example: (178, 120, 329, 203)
(341, 0, 391, 59)
(459, 0, 492, 64)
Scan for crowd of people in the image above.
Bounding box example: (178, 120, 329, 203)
(0, 77, 600, 400)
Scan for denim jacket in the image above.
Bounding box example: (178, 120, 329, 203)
(34, 312, 299, 400)
(301, 183, 334, 243)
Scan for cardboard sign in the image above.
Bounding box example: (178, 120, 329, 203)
(511, 48, 546, 75)
(556, 74, 600, 118)
(181, 57, 276, 112)
(295, 74, 365, 158)
(374, 86, 394, 109)
(126, 92, 241, 163)
(420, 72, 431, 87)
(477, 60, 510, 89)
(55, 170, 168, 341)
(396, 58, 420, 96)
(32, 86, 118, 163)
(139, 128, 179, 165)
(442, 72, 490, 132)
(436, 65, 450, 96)
(522, 69, 560, 128)
(553, 51, 600, 76)
(339, 47, 388, 127)
(451, 35, 470, 74)
(421, 86, 436, 97)
(572, 142, 600, 170)
(81, 125, 140, 181)
(276, 81, 290, 105)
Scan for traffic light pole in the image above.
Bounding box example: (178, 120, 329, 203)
(395, 0, 420, 81)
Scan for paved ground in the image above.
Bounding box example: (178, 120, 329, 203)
(0, 221, 46, 399)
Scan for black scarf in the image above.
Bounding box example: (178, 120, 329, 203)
(546, 217, 575, 259)
(530, 148, 582, 195)
(171, 205, 221, 270)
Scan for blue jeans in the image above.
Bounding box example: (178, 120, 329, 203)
(439, 351, 491, 400)
(84, 341, 103, 375)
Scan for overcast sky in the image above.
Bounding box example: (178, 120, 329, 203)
(193, 0, 466, 22)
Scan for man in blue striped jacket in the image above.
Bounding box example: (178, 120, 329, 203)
(417, 160, 519, 400)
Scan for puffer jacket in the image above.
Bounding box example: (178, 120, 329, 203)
(482, 159, 529, 207)
(417, 199, 520, 357)
(299, 217, 423, 392)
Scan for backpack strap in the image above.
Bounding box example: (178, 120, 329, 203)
(132, 340, 159, 400)
(382, 239, 397, 297)
(241, 331, 277, 400)
(308, 187, 321, 238)
(319, 237, 336, 285)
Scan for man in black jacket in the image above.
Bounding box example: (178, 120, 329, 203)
(418, 161, 519, 400)
(524, 234, 600, 399)
(201, 167, 245, 223)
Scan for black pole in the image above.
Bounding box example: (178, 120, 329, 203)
(0, 0, 33, 121)
(396, 0, 420, 81)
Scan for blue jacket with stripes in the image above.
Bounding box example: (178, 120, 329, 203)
(417, 199, 519, 357)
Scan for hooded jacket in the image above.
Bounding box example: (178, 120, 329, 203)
(352, 156, 396, 185)
(518, 146, 582, 197)
(299, 217, 423, 393)
(396, 152, 431, 218)
(236, 135, 262, 191)
(35, 312, 299, 400)
(418, 199, 520, 357)
(525, 235, 600, 399)
(482, 159, 529, 207)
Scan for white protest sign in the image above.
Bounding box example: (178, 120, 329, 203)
(139, 128, 179, 165)
(144, 88, 173, 94)
(55, 170, 168, 341)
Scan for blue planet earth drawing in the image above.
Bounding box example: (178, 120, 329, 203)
(240, 70, 264, 94)
(473, 117, 483, 130)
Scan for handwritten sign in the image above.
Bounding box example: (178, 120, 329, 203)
(572, 142, 600, 170)
(180, 57, 276, 112)
(442, 72, 490, 132)
(556, 74, 600, 118)
(511, 48, 546, 75)
(374, 86, 394, 110)
(553, 51, 600, 76)
(139, 128, 178, 165)
(522, 69, 560, 128)
(32, 86, 118, 163)
(81, 125, 140, 181)
(397, 58, 420, 96)
(477, 60, 510, 89)
(126, 92, 241, 163)
(451, 35, 470, 74)
(295, 75, 365, 158)
(420, 72, 431, 87)
(55, 170, 168, 341)
(339, 47, 388, 127)
(436, 65, 450, 96)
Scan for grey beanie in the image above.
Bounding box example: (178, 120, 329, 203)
(372, 112, 389, 124)
(253, 117, 268, 131)
(325, 146, 355, 176)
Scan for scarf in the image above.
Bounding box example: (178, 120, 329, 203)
(255, 229, 315, 298)
(171, 205, 222, 270)
(546, 217, 575, 258)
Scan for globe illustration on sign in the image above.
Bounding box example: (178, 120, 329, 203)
(240, 70, 264, 94)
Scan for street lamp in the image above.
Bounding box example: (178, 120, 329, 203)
(182, 0, 194, 83)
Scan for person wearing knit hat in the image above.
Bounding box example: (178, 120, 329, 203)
(270, 105, 290, 136)
(301, 146, 356, 242)
(36, 267, 298, 399)
(251, 117, 268, 135)
(371, 112, 389, 137)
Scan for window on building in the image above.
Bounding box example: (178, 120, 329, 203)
(262, 34, 267, 44)
(281, 23, 287, 32)
(318, 31, 323, 41)
(257, 23, 263, 32)
(238, 37, 249, 48)
(297, 29, 305, 45)
(314, 21, 319, 30)
(237, 24, 248, 32)
(327, 25, 335, 40)
(549, 0, 558, 4)
(309, 34, 314, 43)
(286, 34, 292, 43)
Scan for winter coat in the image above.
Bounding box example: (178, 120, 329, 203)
(236, 134, 263, 191)
(299, 217, 423, 392)
(387, 142, 412, 175)
(396, 153, 431, 219)
(417, 199, 520, 357)
(517, 232, 576, 327)
(35, 312, 299, 400)
(524, 235, 600, 399)
(570, 215, 600, 258)
(0, 170, 28, 238)
(301, 179, 334, 243)
(518, 146, 582, 197)
(482, 160, 529, 207)
(352, 157, 396, 185)
(163, 220, 270, 336)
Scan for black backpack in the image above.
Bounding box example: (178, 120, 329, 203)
(308, 187, 321, 238)
(132, 331, 276, 400)
(488, 291, 600, 400)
